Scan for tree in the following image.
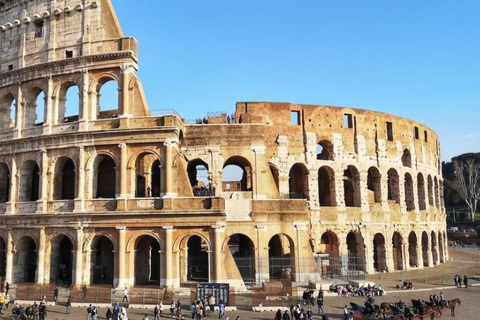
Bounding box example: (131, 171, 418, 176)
(452, 158, 480, 222)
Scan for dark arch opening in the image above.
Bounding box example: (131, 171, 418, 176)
(187, 236, 209, 282)
(135, 236, 161, 285)
(228, 234, 255, 282)
(92, 236, 114, 285)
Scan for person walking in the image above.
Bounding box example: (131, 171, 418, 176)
(53, 287, 59, 305)
(218, 300, 225, 319)
(122, 287, 129, 303)
(282, 310, 291, 320)
(343, 305, 349, 320)
(451, 303, 455, 317)
(66, 296, 72, 314)
(106, 307, 113, 320)
(463, 275, 468, 288)
(316, 294, 324, 314)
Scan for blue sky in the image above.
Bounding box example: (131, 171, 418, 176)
(112, 1, 480, 162)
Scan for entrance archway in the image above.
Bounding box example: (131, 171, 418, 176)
(421, 231, 429, 267)
(0, 237, 5, 278)
(268, 234, 294, 280)
(14, 236, 37, 283)
(431, 231, 438, 265)
(392, 232, 404, 270)
(408, 232, 418, 268)
(135, 235, 161, 285)
(187, 236, 209, 282)
(346, 232, 365, 271)
(92, 236, 114, 285)
(373, 233, 387, 272)
(227, 234, 255, 282)
(50, 235, 73, 285)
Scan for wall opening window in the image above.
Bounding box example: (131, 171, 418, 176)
(344, 114, 353, 129)
(414, 127, 419, 140)
(35, 20, 44, 38)
(424, 130, 428, 142)
(65, 50, 73, 58)
(290, 111, 300, 125)
(8, 65, 13, 71)
(386, 122, 393, 141)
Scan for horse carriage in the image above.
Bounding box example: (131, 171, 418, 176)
(350, 301, 400, 319)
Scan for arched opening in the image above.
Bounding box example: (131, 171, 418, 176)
(0, 237, 5, 278)
(135, 153, 161, 198)
(228, 234, 255, 282)
(0, 163, 10, 203)
(92, 236, 114, 285)
(404, 173, 415, 211)
(408, 232, 418, 268)
(343, 166, 361, 207)
(431, 231, 438, 265)
(373, 233, 387, 272)
(151, 160, 161, 197)
(434, 178, 440, 208)
(135, 235, 161, 285)
(288, 163, 308, 199)
(53, 157, 76, 200)
(367, 167, 381, 204)
(22, 87, 44, 127)
(402, 149, 412, 167)
(318, 166, 335, 206)
(316, 140, 334, 160)
(438, 233, 444, 263)
(346, 232, 365, 272)
(222, 156, 252, 192)
(58, 83, 80, 123)
(188, 159, 211, 196)
(34, 90, 45, 125)
(50, 235, 73, 285)
(319, 231, 340, 277)
(0, 93, 16, 130)
(421, 231, 429, 267)
(14, 236, 37, 283)
(97, 79, 119, 116)
(268, 234, 294, 280)
(269, 164, 280, 193)
(187, 235, 209, 282)
(387, 168, 400, 203)
(417, 173, 426, 210)
(392, 232, 404, 271)
(19, 160, 40, 202)
(95, 156, 116, 198)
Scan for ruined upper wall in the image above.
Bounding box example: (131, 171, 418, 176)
(0, 0, 133, 72)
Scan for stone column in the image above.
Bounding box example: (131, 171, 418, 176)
(163, 226, 173, 286)
(40, 149, 49, 213)
(163, 142, 173, 196)
(7, 157, 18, 214)
(255, 225, 269, 284)
(416, 239, 424, 269)
(75, 147, 86, 212)
(116, 226, 126, 288)
(74, 227, 84, 285)
(213, 225, 225, 282)
(385, 242, 395, 273)
(426, 243, 433, 267)
(117, 143, 128, 198)
(120, 65, 134, 116)
(363, 227, 374, 273)
(36, 228, 46, 284)
(5, 230, 13, 283)
(43, 76, 53, 134)
(79, 70, 90, 131)
(13, 86, 24, 139)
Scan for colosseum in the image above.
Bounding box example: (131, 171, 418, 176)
(0, 0, 446, 301)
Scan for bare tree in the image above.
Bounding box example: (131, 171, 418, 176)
(452, 159, 480, 221)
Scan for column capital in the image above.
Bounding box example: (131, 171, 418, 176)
(162, 226, 174, 231)
(116, 226, 126, 231)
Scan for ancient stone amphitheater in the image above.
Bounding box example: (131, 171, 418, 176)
(0, 0, 446, 298)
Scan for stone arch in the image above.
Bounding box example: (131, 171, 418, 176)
(226, 233, 256, 282)
(268, 233, 295, 280)
(392, 232, 404, 270)
(408, 231, 418, 268)
(373, 233, 387, 272)
(19, 160, 40, 202)
(387, 168, 400, 203)
(269, 163, 280, 193)
(431, 231, 438, 265)
(94, 76, 120, 117)
(188, 158, 209, 195)
(404, 173, 415, 211)
(320, 231, 339, 255)
(421, 231, 429, 267)
(0, 92, 16, 130)
(14, 235, 37, 283)
(427, 175, 434, 206)
(343, 165, 361, 207)
(318, 166, 335, 206)
(92, 154, 117, 199)
(23, 86, 45, 127)
(177, 234, 211, 282)
(53, 157, 76, 200)
(346, 232, 365, 271)
(91, 235, 114, 285)
(402, 149, 412, 167)
(289, 163, 309, 199)
(133, 151, 162, 197)
(0, 162, 10, 203)
(222, 156, 253, 192)
(134, 235, 161, 285)
(417, 173, 426, 210)
(55, 81, 81, 123)
(367, 166, 382, 204)
(49, 234, 74, 285)
(316, 140, 334, 160)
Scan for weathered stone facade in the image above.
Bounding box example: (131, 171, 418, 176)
(0, 0, 447, 292)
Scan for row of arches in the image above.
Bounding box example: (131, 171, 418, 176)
(0, 78, 118, 131)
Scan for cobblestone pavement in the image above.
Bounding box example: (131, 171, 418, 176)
(3, 248, 479, 320)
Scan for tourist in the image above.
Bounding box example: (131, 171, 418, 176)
(66, 296, 72, 314)
(343, 305, 349, 320)
(316, 294, 324, 314)
(53, 287, 58, 305)
(208, 295, 216, 313)
(463, 275, 468, 288)
(106, 307, 113, 320)
(282, 310, 291, 320)
(218, 299, 225, 319)
(123, 287, 129, 303)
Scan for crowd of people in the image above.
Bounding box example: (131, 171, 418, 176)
(329, 283, 385, 297)
(454, 274, 468, 288)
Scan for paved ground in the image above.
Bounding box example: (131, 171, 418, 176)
(3, 248, 480, 320)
